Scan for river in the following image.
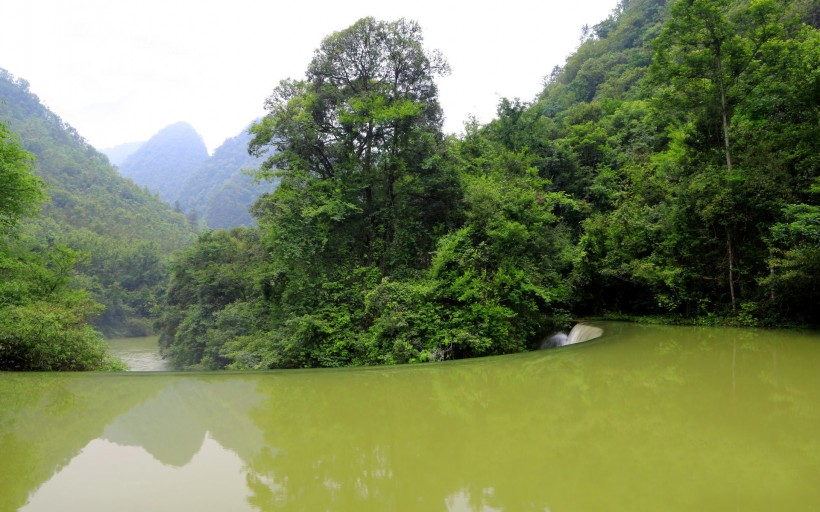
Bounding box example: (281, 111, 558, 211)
(106, 335, 174, 371)
(1, 321, 819, 511)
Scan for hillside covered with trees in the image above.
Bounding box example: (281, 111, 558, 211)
(2, 0, 817, 372)
(157, 0, 818, 370)
(1, 119, 122, 370)
(175, 127, 276, 229)
(0, 69, 195, 343)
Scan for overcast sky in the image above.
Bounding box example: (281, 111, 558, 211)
(1, 0, 617, 153)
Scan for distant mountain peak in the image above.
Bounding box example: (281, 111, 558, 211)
(118, 122, 209, 203)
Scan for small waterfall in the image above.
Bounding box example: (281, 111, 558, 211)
(564, 323, 603, 346)
(540, 323, 603, 348)
(540, 332, 568, 349)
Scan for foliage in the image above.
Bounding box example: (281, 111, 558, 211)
(0, 120, 124, 370)
(1, 69, 196, 337)
(159, 3, 820, 371)
(0, 123, 44, 233)
(156, 228, 267, 369)
(159, 18, 584, 369)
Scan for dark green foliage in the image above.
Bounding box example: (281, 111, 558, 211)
(156, 228, 267, 369)
(0, 261, 124, 371)
(118, 122, 208, 203)
(158, 17, 582, 369)
(494, 0, 818, 324)
(159, 3, 819, 370)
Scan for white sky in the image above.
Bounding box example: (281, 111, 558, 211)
(0, 0, 618, 153)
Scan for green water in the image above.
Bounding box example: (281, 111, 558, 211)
(2, 322, 819, 511)
(106, 336, 173, 371)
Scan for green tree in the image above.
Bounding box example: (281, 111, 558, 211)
(651, 0, 793, 311)
(0, 122, 43, 233)
(0, 122, 122, 370)
(250, 17, 454, 274)
(156, 228, 266, 369)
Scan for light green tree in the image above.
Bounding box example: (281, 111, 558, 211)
(0, 122, 43, 233)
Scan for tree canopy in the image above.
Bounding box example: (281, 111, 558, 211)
(146, 4, 820, 369)
(0, 122, 43, 233)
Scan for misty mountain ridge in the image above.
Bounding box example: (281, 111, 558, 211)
(101, 140, 144, 166)
(176, 126, 276, 229)
(118, 121, 209, 203)
(119, 121, 276, 229)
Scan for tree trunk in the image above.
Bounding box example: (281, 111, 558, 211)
(717, 47, 736, 313)
(727, 229, 736, 312)
(716, 51, 733, 171)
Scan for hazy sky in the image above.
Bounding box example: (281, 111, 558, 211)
(1, 0, 618, 153)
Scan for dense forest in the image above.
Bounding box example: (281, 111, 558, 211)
(0, 69, 196, 369)
(156, 0, 818, 370)
(2, 0, 818, 371)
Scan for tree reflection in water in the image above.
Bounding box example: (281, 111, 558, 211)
(2, 322, 820, 511)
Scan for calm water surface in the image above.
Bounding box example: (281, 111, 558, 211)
(2, 322, 819, 511)
(106, 336, 174, 371)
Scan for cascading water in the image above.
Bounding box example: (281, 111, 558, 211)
(541, 323, 603, 348)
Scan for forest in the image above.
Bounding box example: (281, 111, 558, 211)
(0, 71, 195, 369)
(1, 0, 818, 371)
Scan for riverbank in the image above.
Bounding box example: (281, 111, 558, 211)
(589, 311, 818, 330)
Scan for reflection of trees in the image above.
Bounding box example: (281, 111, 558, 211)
(2, 323, 819, 511)
(241, 323, 820, 511)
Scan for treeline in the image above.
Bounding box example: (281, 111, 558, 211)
(157, 1, 818, 370)
(6, 0, 812, 371)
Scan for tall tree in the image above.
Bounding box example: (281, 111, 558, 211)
(651, 0, 792, 311)
(250, 17, 454, 274)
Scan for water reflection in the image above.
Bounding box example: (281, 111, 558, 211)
(1, 322, 819, 511)
(101, 380, 267, 467)
(21, 436, 252, 512)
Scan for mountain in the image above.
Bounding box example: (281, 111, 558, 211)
(176, 126, 275, 229)
(0, 68, 195, 336)
(101, 140, 144, 166)
(118, 121, 209, 203)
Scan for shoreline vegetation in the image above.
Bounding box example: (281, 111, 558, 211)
(2, 0, 818, 371)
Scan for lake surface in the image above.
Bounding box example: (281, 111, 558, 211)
(2, 322, 819, 511)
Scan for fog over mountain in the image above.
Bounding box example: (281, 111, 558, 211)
(101, 141, 144, 167)
(118, 122, 209, 203)
(177, 126, 276, 229)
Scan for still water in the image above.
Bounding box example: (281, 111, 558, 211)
(2, 322, 819, 511)
(106, 336, 174, 371)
